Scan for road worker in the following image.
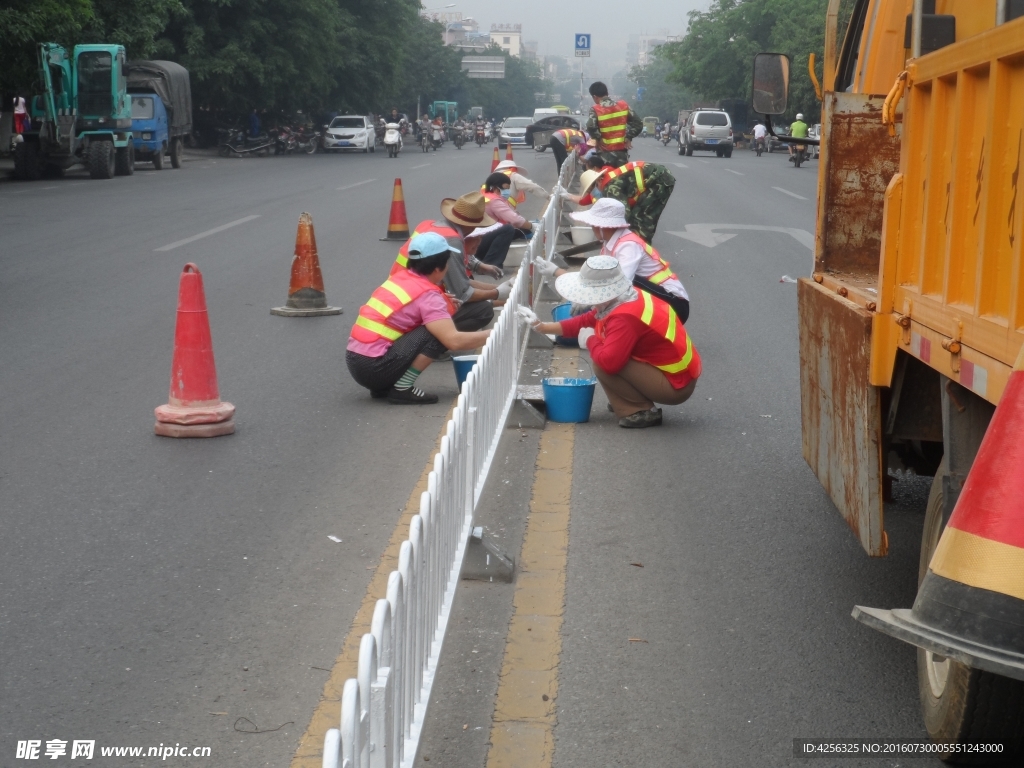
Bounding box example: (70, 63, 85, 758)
(347, 232, 491, 404)
(548, 127, 589, 173)
(562, 156, 676, 244)
(585, 81, 643, 167)
(443, 189, 524, 271)
(536, 198, 690, 322)
(520, 255, 700, 428)
(490, 160, 550, 207)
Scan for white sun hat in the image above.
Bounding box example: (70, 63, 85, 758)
(554, 255, 632, 305)
(493, 160, 521, 172)
(569, 197, 630, 229)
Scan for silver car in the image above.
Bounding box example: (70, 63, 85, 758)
(679, 109, 734, 157)
(498, 117, 531, 150)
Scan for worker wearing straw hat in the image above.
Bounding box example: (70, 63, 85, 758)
(519, 255, 701, 428)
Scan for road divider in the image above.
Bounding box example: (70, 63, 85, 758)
(154, 214, 260, 252)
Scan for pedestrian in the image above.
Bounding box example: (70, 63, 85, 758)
(548, 127, 588, 173)
(585, 81, 643, 167)
(521, 255, 700, 428)
(489, 160, 549, 207)
(13, 94, 28, 134)
(248, 109, 261, 138)
(347, 232, 492, 404)
(562, 157, 676, 244)
(536, 198, 690, 322)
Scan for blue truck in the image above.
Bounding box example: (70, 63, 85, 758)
(127, 60, 192, 170)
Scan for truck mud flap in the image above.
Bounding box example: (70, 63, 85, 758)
(798, 278, 887, 556)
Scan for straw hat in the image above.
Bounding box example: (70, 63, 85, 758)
(440, 191, 496, 229)
(578, 168, 608, 194)
(554, 255, 632, 305)
(569, 197, 630, 229)
(493, 160, 520, 172)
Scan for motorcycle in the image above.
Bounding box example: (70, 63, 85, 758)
(383, 122, 403, 158)
(293, 127, 320, 154)
(420, 129, 431, 153)
(475, 125, 486, 147)
(272, 126, 298, 155)
(661, 128, 673, 146)
(218, 128, 272, 157)
(453, 127, 465, 149)
(790, 143, 807, 168)
(753, 136, 766, 156)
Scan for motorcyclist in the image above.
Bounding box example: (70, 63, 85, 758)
(788, 113, 808, 159)
(752, 120, 767, 153)
(417, 113, 432, 140)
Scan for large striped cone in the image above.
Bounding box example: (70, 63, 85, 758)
(853, 345, 1024, 682)
(271, 212, 342, 317)
(381, 178, 410, 240)
(505, 142, 514, 161)
(491, 146, 500, 172)
(155, 264, 235, 438)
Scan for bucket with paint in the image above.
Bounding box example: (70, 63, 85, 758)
(452, 355, 479, 392)
(551, 302, 578, 348)
(505, 241, 529, 267)
(542, 375, 597, 423)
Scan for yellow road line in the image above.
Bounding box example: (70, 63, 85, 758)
(487, 349, 578, 768)
(290, 405, 454, 768)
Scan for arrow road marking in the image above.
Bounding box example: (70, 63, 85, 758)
(336, 178, 377, 191)
(155, 215, 260, 252)
(772, 186, 808, 200)
(667, 223, 814, 250)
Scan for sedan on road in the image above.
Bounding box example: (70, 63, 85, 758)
(498, 117, 531, 150)
(322, 115, 375, 153)
(525, 115, 581, 152)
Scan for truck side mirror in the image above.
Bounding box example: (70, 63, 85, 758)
(751, 52, 790, 115)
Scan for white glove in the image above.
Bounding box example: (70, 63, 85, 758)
(559, 188, 575, 200)
(516, 306, 540, 326)
(495, 280, 513, 301)
(534, 258, 558, 277)
(552, 184, 562, 195)
(577, 327, 596, 346)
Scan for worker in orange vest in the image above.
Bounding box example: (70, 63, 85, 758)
(585, 81, 643, 166)
(347, 232, 492, 404)
(522, 255, 700, 428)
(548, 127, 588, 173)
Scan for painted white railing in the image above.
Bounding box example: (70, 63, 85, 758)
(322, 152, 577, 768)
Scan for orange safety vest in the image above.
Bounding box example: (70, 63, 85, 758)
(595, 289, 696, 375)
(481, 169, 520, 207)
(351, 268, 450, 345)
(592, 100, 631, 151)
(612, 230, 678, 285)
(553, 128, 587, 151)
(391, 220, 460, 276)
(601, 161, 648, 207)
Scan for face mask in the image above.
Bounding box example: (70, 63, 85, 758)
(590, 188, 602, 199)
(500, 189, 511, 199)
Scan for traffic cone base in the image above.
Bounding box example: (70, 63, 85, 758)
(155, 415, 236, 438)
(381, 178, 410, 240)
(273, 212, 342, 316)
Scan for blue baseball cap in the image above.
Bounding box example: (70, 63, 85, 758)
(407, 232, 453, 259)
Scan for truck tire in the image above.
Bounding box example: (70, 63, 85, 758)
(89, 141, 115, 179)
(15, 142, 42, 181)
(170, 138, 183, 168)
(916, 462, 1024, 761)
(153, 146, 165, 170)
(115, 144, 134, 176)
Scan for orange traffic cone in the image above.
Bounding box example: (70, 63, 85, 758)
(381, 178, 410, 240)
(490, 146, 500, 172)
(271, 212, 342, 317)
(854, 344, 1024, 683)
(155, 264, 235, 438)
(505, 142, 514, 161)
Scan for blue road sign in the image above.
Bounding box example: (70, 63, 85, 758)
(575, 33, 591, 57)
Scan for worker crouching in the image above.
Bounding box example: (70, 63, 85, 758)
(347, 233, 491, 404)
(522, 256, 700, 428)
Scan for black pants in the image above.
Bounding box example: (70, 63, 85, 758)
(549, 137, 568, 172)
(452, 298, 493, 331)
(475, 223, 525, 268)
(633, 276, 690, 324)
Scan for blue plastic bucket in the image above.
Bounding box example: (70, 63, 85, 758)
(551, 302, 578, 348)
(542, 376, 597, 423)
(452, 355, 479, 392)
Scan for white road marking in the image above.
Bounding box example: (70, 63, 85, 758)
(155, 215, 260, 252)
(41, 186, 58, 190)
(671, 162, 688, 168)
(725, 169, 744, 176)
(411, 163, 432, 170)
(668, 223, 814, 250)
(696, 159, 709, 164)
(772, 186, 808, 200)
(336, 178, 377, 191)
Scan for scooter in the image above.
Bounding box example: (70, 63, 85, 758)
(218, 129, 272, 157)
(430, 126, 442, 151)
(661, 129, 672, 146)
(453, 127, 465, 149)
(789, 143, 807, 168)
(754, 136, 766, 156)
(293, 127, 320, 154)
(475, 125, 486, 147)
(384, 122, 403, 158)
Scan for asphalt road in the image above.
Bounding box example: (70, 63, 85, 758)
(1, 138, 941, 768)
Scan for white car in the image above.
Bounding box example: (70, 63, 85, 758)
(498, 117, 531, 149)
(322, 115, 374, 153)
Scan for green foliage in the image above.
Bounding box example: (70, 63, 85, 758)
(0, 0, 93, 96)
(626, 46, 695, 122)
(664, 0, 829, 122)
(389, 17, 466, 115)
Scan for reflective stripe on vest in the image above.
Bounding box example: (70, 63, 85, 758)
(615, 231, 678, 285)
(593, 101, 630, 149)
(352, 270, 444, 345)
(603, 290, 691, 373)
(602, 161, 647, 207)
(555, 128, 586, 151)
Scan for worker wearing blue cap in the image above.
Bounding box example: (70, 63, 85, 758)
(347, 232, 491, 404)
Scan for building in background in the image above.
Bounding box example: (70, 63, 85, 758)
(442, 16, 479, 45)
(626, 31, 679, 68)
(522, 40, 538, 61)
(489, 24, 522, 57)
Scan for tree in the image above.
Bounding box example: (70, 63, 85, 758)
(0, 0, 93, 98)
(626, 46, 695, 122)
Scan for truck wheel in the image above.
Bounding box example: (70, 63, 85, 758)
(170, 138, 183, 168)
(153, 147, 165, 170)
(916, 461, 1024, 761)
(89, 141, 115, 179)
(115, 144, 135, 176)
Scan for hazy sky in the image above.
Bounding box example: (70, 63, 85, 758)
(433, 0, 711, 77)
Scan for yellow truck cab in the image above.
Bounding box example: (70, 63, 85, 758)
(756, 0, 1024, 753)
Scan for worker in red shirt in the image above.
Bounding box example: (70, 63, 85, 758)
(520, 255, 701, 429)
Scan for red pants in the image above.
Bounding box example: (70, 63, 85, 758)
(13, 114, 28, 133)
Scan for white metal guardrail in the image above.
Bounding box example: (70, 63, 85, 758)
(322, 153, 577, 768)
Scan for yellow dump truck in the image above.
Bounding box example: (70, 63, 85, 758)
(755, 0, 1024, 754)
